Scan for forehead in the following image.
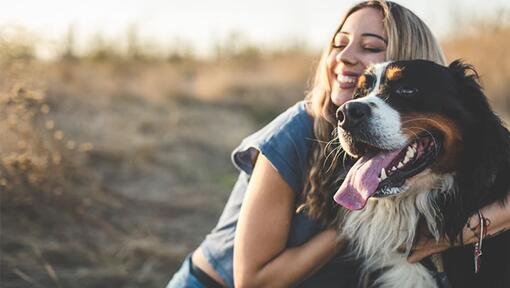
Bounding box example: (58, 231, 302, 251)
(381, 61, 449, 82)
(340, 7, 385, 37)
(363, 60, 454, 95)
(366, 62, 417, 83)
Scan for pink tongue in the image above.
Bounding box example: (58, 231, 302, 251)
(333, 148, 403, 210)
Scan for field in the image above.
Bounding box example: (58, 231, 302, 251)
(1, 23, 509, 287)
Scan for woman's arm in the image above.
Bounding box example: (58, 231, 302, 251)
(408, 193, 510, 263)
(233, 153, 343, 288)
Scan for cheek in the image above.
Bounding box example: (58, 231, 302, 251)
(361, 53, 386, 67)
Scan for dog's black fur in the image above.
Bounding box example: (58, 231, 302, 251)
(437, 60, 510, 288)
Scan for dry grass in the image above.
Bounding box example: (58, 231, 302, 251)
(443, 23, 510, 120)
(1, 56, 305, 287)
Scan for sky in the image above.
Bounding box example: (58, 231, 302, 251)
(1, 0, 509, 58)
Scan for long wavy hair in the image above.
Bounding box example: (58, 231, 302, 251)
(301, 0, 446, 226)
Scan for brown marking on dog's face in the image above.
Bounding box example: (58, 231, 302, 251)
(357, 74, 367, 88)
(386, 66, 403, 81)
(401, 113, 463, 173)
(355, 73, 376, 97)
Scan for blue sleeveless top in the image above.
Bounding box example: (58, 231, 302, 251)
(199, 101, 360, 287)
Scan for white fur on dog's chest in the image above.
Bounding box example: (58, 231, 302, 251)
(341, 174, 454, 288)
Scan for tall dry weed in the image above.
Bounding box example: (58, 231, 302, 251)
(0, 61, 93, 208)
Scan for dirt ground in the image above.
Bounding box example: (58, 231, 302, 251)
(0, 59, 306, 287)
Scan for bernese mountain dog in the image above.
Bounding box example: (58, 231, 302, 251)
(333, 60, 510, 288)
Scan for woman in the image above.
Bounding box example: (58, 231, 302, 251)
(167, 1, 510, 287)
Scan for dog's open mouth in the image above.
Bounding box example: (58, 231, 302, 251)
(333, 133, 441, 210)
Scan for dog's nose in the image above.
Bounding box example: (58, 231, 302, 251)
(337, 102, 371, 129)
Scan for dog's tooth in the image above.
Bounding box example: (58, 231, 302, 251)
(412, 143, 418, 150)
(391, 166, 397, 172)
(380, 168, 387, 180)
(406, 146, 415, 158)
(397, 162, 404, 168)
(405, 149, 412, 158)
(403, 155, 410, 164)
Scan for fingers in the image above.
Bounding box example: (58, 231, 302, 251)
(407, 238, 450, 263)
(407, 249, 428, 263)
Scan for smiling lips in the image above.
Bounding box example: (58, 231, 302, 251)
(335, 72, 359, 89)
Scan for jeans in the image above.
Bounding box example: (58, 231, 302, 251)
(166, 254, 205, 288)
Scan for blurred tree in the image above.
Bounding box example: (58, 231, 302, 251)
(0, 26, 36, 62)
(86, 32, 120, 62)
(167, 37, 196, 63)
(126, 23, 142, 61)
(60, 25, 78, 61)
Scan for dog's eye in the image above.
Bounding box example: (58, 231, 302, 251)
(395, 86, 418, 95)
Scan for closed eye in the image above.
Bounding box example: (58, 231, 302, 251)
(332, 44, 346, 49)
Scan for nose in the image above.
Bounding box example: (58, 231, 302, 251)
(335, 44, 357, 65)
(336, 101, 371, 130)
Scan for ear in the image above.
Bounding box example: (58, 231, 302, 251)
(441, 60, 510, 241)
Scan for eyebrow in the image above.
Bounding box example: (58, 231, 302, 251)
(339, 31, 388, 44)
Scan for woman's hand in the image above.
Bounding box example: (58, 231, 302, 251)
(407, 230, 455, 263)
(408, 194, 510, 263)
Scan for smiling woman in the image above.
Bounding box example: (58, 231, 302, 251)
(327, 7, 387, 106)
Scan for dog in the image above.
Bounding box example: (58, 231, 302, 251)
(333, 60, 510, 288)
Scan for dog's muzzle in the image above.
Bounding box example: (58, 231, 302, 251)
(336, 101, 372, 131)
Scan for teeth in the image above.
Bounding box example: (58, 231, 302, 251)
(380, 168, 387, 180)
(403, 155, 410, 164)
(406, 146, 415, 158)
(337, 75, 357, 84)
(391, 166, 397, 171)
(397, 162, 404, 168)
(412, 143, 418, 150)
(378, 187, 400, 196)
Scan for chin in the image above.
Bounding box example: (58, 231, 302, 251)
(333, 60, 510, 288)
(331, 90, 354, 106)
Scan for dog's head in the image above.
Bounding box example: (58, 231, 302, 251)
(333, 60, 510, 219)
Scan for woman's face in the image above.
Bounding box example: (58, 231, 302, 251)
(327, 7, 387, 106)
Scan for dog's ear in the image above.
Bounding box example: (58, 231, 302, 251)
(448, 59, 480, 91)
(442, 60, 510, 241)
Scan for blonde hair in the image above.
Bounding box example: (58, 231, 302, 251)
(302, 0, 446, 225)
